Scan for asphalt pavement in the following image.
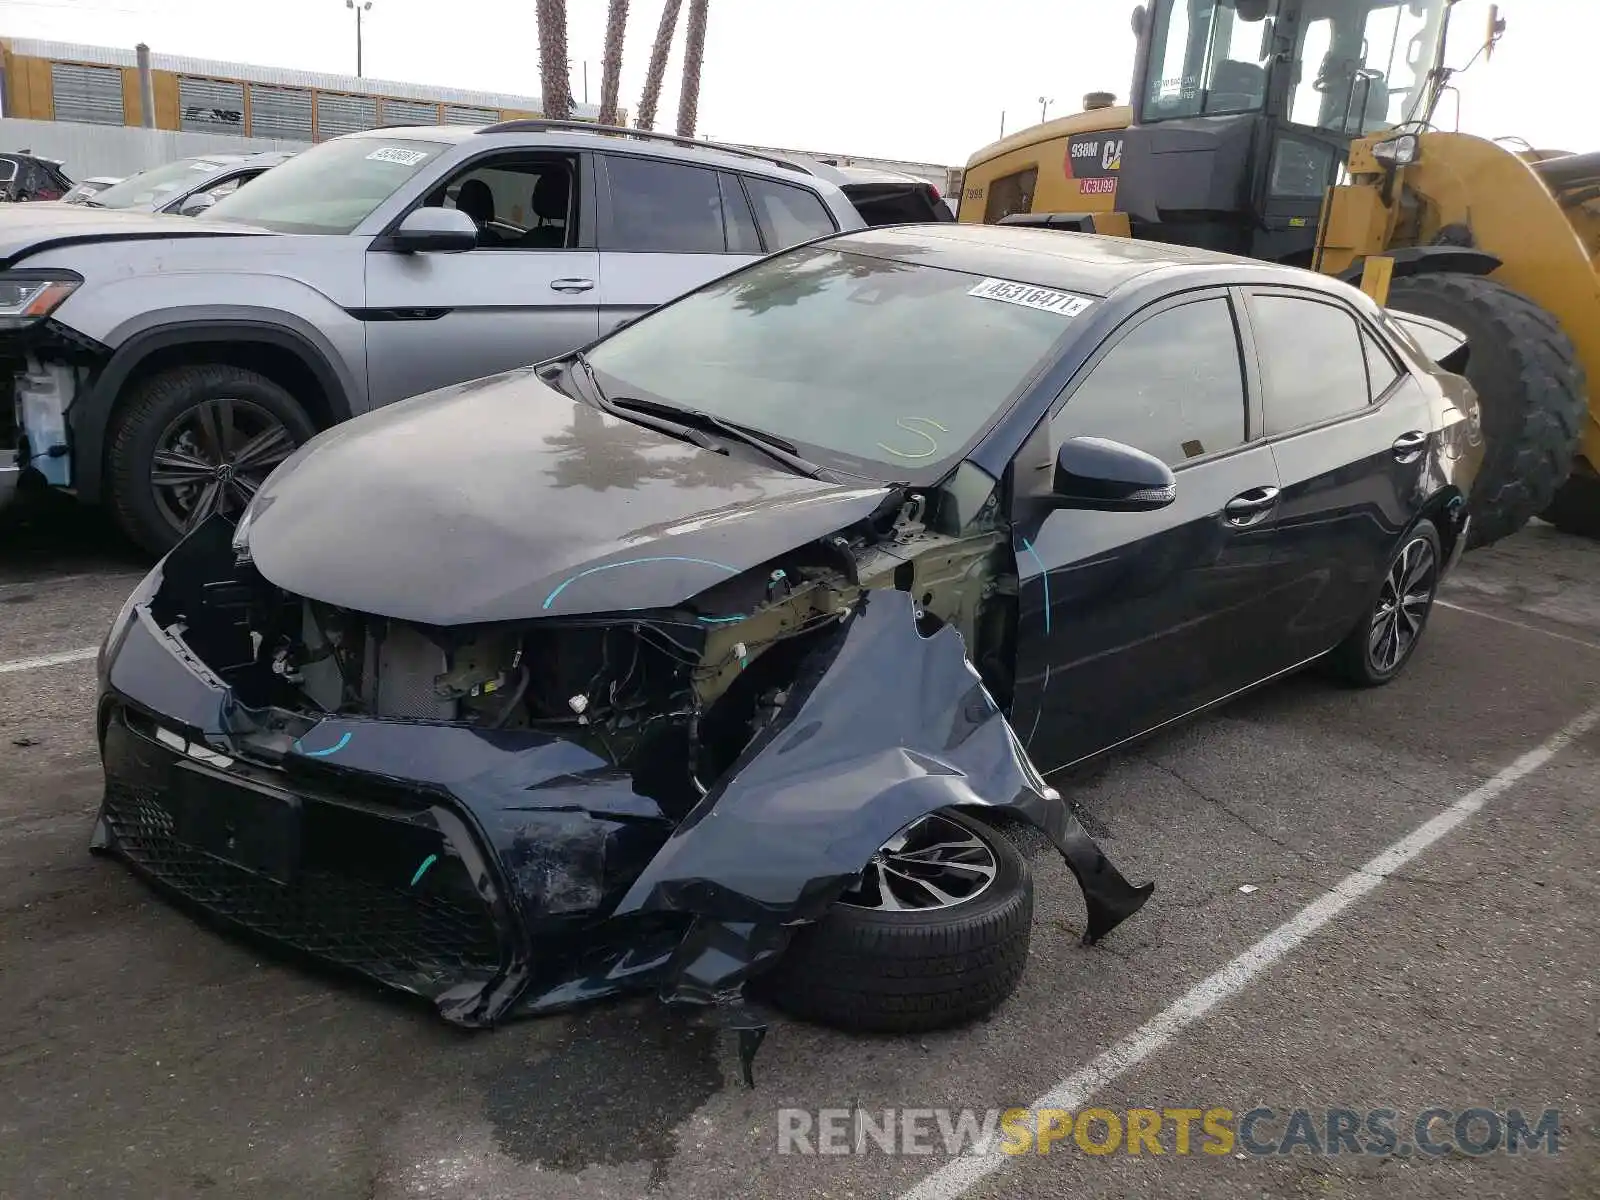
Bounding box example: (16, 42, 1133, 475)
(1, 502, 1596, 1200)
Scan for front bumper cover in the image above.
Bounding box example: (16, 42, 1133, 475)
(93, 536, 1154, 1079)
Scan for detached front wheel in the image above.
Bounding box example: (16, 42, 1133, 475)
(760, 810, 1033, 1033)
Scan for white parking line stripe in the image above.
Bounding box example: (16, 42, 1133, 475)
(0, 646, 99, 675)
(1435, 598, 1600, 652)
(900, 700, 1600, 1200)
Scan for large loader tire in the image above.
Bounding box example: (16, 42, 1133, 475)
(1385, 274, 1586, 549)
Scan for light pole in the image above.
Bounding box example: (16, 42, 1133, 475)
(1038, 95, 1054, 123)
(346, 0, 372, 77)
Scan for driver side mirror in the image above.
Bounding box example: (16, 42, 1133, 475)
(1051, 436, 1176, 512)
(177, 191, 216, 216)
(1130, 4, 1147, 37)
(392, 206, 478, 253)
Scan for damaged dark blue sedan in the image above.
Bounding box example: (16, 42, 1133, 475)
(92, 225, 1481, 1076)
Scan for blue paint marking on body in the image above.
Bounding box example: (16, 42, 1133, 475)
(1020, 538, 1052, 634)
(410, 853, 439, 887)
(294, 730, 353, 758)
(697, 614, 746, 625)
(541, 556, 741, 611)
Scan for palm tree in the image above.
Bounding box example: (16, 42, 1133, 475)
(635, 0, 682, 130)
(598, 0, 629, 125)
(537, 0, 571, 120)
(674, 0, 709, 138)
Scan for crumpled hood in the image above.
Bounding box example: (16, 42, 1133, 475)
(242, 368, 892, 625)
(0, 203, 267, 265)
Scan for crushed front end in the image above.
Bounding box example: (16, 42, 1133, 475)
(93, 496, 1153, 1057)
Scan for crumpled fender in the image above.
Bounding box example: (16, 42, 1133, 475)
(611, 588, 1154, 1076)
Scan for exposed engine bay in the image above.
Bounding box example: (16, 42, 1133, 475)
(172, 467, 1016, 814)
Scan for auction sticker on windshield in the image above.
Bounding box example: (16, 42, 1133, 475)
(366, 147, 431, 167)
(968, 277, 1094, 317)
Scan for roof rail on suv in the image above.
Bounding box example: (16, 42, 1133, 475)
(475, 119, 818, 176)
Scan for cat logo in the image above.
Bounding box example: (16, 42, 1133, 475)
(1102, 138, 1123, 171)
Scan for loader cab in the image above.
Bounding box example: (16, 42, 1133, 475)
(1120, 0, 1449, 261)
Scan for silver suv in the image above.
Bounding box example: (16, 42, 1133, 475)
(1, 121, 869, 553)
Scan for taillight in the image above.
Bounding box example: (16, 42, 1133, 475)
(927, 182, 942, 201)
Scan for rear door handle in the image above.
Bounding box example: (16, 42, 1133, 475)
(1392, 429, 1428, 463)
(1224, 485, 1280, 527)
(550, 277, 595, 294)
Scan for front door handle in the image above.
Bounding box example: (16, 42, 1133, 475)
(550, 277, 595, 294)
(1391, 429, 1428, 463)
(1224, 485, 1280, 527)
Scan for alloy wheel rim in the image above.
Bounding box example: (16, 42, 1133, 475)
(150, 399, 296, 535)
(1368, 536, 1437, 674)
(837, 813, 999, 912)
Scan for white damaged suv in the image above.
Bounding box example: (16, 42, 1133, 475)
(1, 120, 878, 553)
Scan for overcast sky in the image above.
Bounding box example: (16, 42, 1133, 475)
(1, 0, 1591, 165)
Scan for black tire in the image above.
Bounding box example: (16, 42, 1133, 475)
(758, 810, 1033, 1034)
(105, 364, 316, 557)
(1539, 458, 1600, 539)
(1384, 274, 1586, 549)
(1326, 519, 1442, 687)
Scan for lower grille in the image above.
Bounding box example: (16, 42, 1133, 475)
(102, 776, 503, 996)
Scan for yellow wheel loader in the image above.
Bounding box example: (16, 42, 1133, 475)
(957, 0, 1597, 546)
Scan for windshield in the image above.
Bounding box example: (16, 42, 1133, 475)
(1144, 0, 1273, 119)
(1143, 0, 1446, 132)
(199, 137, 445, 234)
(91, 158, 231, 209)
(1287, 0, 1448, 133)
(582, 244, 1085, 480)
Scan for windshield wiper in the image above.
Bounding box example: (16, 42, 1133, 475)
(569, 352, 722, 453)
(569, 354, 825, 478)
(608, 395, 825, 479)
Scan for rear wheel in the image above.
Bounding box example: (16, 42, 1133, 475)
(106, 364, 315, 557)
(1385, 274, 1586, 549)
(1539, 458, 1600, 539)
(1326, 520, 1442, 687)
(758, 810, 1033, 1033)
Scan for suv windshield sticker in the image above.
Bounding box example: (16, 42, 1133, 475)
(366, 147, 432, 167)
(968, 278, 1094, 317)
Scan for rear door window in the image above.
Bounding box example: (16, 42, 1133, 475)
(603, 155, 726, 253)
(1249, 292, 1371, 434)
(743, 177, 837, 250)
(1050, 296, 1248, 466)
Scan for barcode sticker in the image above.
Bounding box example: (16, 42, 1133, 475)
(366, 147, 431, 167)
(968, 277, 1094, 317)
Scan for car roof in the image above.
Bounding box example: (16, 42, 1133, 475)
(817, 223, 1344, 300)
(339, 123, 837, 187)
(832, 164, 934, 187)
(184, 151, 292, 168)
